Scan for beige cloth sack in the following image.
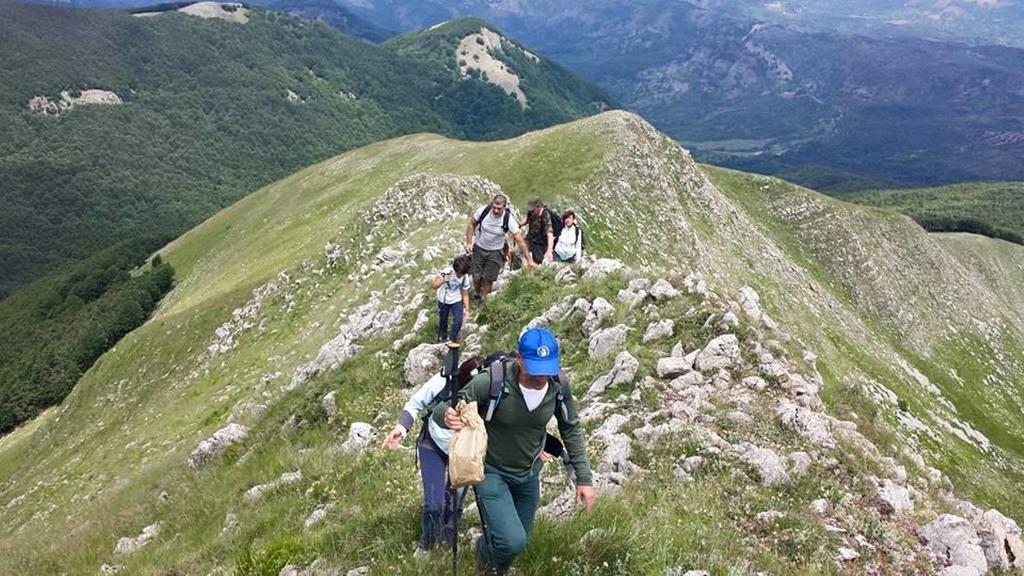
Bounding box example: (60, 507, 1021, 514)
(448, 401, 489, 488)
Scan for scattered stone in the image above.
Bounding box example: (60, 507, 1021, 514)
(671, 342, 685, 357)
(680, 455, 705, 474)
(588, 351, 639, 397)
(776, 400, 835, 448)
(937, 567, 982, 576)
(643, 319, 675, 342)
(339, 423, 375, 454)
(809, 499, 829, 514)
(617, 289, 645, 309)
(582, 298, 615, 336)
(305, 506, 330, 529)
(756, 510, 785, 523)
(876, 478, 913, 514)
(188, 423, 248, 469)
(588, 324, 628, 360)
(837, 547, 861, 561)
(788, 451, 813, 476)
(554, 266, 577, 284)
(734, 443, 790, 486)
(694, 334, 740, 371)
(682, 272, 706, 295)
(245, 471, 303, 500)
(649, 279, 680, 300)
(114, 523, 161, 554)
(665, 569, 709, 576)
(977, 508, 1024, 571)
(221, 512, 239, 536)
(100, 564, 123, 574)
(723, 410, 753, 428)
(719, 311, 739, 328)
(583, 258, 625, 279)
(667, 371, 704, 390)
(918, 514, 988, 574)
(656, 356, 693, 379)
(321, 391, 337, 418)
(737, 286, 763, 323)
(346, 568, 369, 576)
(743, 376, 768, 391)
(403, 343, 446, 386)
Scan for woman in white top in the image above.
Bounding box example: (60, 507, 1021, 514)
(382, 355, 484, 550)
(554, 210, 584, 263)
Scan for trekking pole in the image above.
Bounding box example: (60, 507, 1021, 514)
(473, 485, 495, 570)
(442, 342, 461, 576)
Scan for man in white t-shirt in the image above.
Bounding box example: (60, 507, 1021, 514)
(465, 194, 532, 304)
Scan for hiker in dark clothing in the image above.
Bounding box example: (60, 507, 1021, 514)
(519, 198, 554, 266)
(435, 328, 596, 575)
(465, 194, 532, 304)
(382, 356, 485, 552)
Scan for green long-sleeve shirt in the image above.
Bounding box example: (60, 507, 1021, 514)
(432, 361, 594, 486)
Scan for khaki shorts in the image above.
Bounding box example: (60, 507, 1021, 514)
(471, 246, 505, 282)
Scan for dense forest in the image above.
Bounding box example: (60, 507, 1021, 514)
(0, 235, 175, 433)
(847, 182, 1024, 246)
(0, 3, 612, 297)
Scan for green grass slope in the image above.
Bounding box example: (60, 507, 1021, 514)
(1, 112, 1022, 574)
(844, 181, 1024, 245)
(0, 2, 613, 296)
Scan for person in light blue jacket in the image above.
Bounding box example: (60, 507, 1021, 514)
(382, 355, 484, 550)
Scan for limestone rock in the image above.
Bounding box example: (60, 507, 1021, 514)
(321, 391, 337, 418)
(776, 400, 835, 448)
(346, 567, 369, 576)
(583, 258, 625, 279)
(114, 523, 161, 554)
(737, 286, 763, 323)
(734, 442, 789, 486)
(582, 297, 615, 336)
(809, 499, 829, 514)
(649, 279, 680, 300)
(978, 508, 1024, 571)
(554, 266, 576, 284)
(617, 288, 646, 309)
(188, 423, 248, 469)
(683, 272, 706, 295)
(245, 471, 303, 500)
(876, 478, 913, 514)
(788, 451, 813, 476)
(339, 423, 375, 454)
(657, 356, 693, 379)
(694, 334, 740, 371)
(837, 547, 860, 561)
(588, 324, 628, 360)
(100, 564, 124, 574)
(643, 319, 675, 342)
(403, 343, 446, 386)
(918, 514, 988, 574)
(587, 351, 639, 397)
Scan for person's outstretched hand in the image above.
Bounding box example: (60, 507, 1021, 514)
(465, 241, 474, 254)
(575, 485, 596, 513)
(382, 427, 403, 450)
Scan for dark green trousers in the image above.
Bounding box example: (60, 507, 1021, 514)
(476, 462, 541, 571)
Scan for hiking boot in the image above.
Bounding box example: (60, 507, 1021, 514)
(474, 538, 504, 575)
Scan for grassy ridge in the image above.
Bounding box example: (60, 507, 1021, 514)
(1, 113, 1023, 573)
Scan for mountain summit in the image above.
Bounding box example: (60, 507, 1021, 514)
(1, 112, 1022, 574)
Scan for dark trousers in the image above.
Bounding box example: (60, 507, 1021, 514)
(418, 437, 465, 548)
(528, 242, 547, 265)
(438, 300, 464, 342)
(476, 463, 542, 571)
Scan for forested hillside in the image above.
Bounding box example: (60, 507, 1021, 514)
(0, 1, 612, 296)
(847, 182, 1024, 246)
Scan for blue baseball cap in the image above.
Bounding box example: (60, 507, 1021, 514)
(518, 327, 560, 376)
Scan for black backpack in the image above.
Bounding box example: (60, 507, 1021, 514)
(547, 209, 564, 241)
(476, 206, 511, 234)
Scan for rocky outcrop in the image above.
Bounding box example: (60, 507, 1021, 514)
(694, 334, 740, 371)
(114, 523, 161, 554)
(582, 297, 615, 336)
(919, 514, 988, 574)
(338, 423, 375, 454)
(245, 471, 303, 500)
(588, 351, 639, 397)
(588, 324, 628, 359)
(187, 423, 247, 469)
(732, 443, 789, 486)
(403, 343, 446, 386)
(643, 319, 674, 342)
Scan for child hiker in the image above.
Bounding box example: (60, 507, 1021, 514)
(433, 254, 472, 343)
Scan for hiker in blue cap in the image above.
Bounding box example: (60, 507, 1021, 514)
(433, 327, 596, 575)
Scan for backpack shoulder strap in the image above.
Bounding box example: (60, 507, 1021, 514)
(501, 209, 510, 233)
(476, 206, 488, 227)
(553, 369, 571, 422)
(484, 359, 509, 422)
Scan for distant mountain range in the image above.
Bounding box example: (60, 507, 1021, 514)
(0, 1, 611, 296)
(317, 0, 1024, 190)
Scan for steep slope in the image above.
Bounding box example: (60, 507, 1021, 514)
(1, 112, 1023, 574)
(0, 1, 612, 296)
